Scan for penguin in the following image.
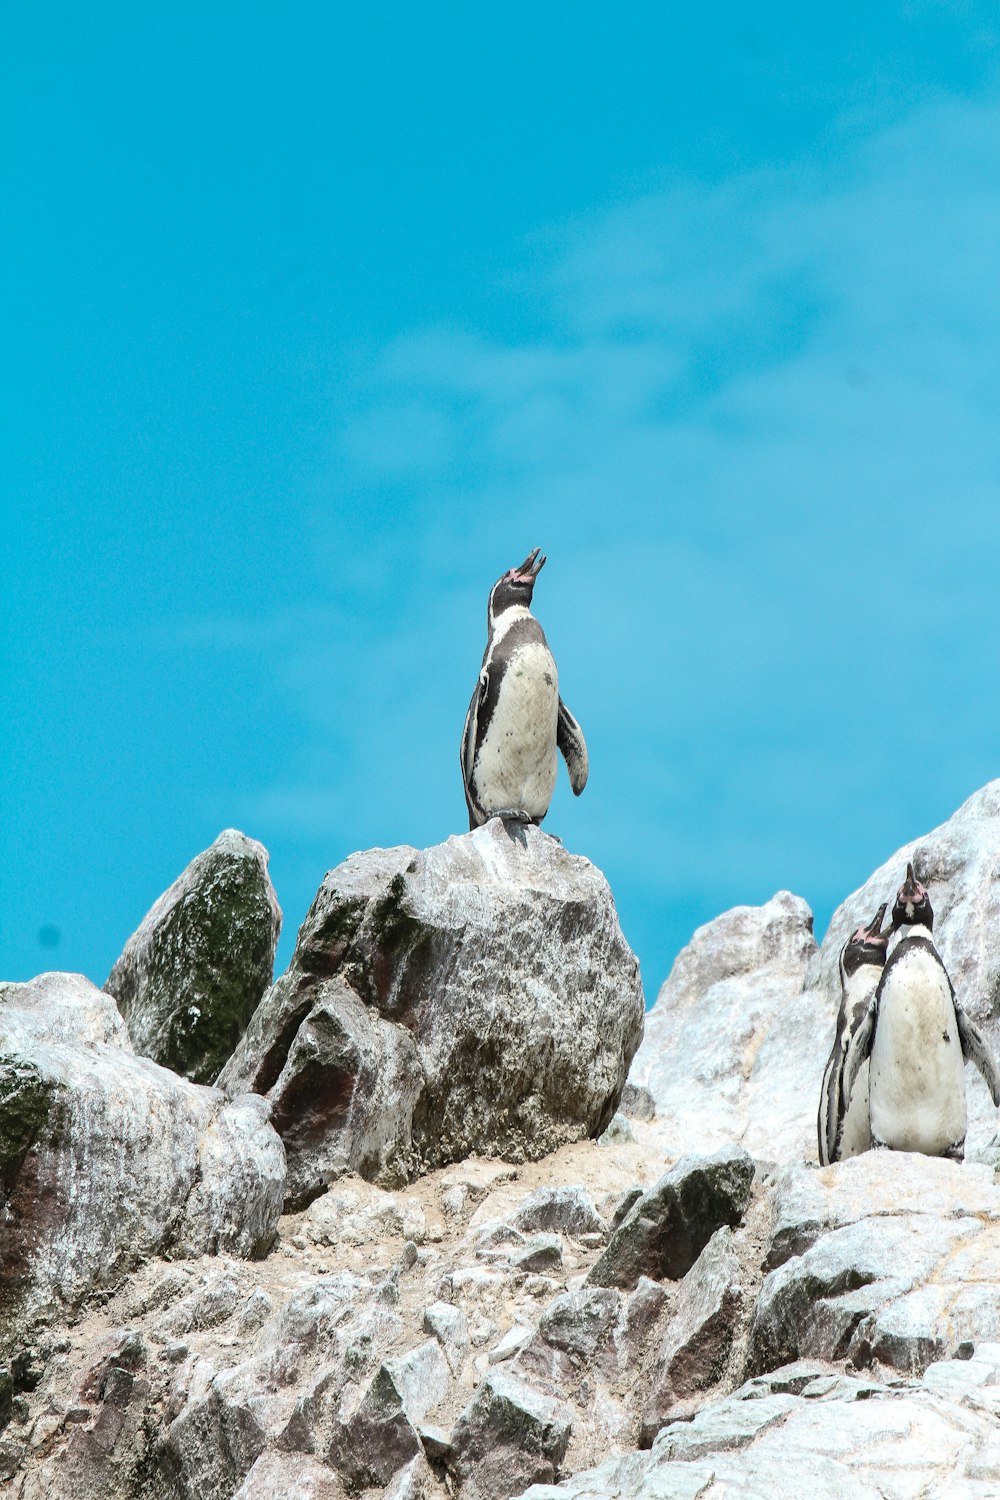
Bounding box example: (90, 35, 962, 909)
(817, 901, 889, 1165)
(844, 864, 1000, 1159)
(460, 548, 588, 830)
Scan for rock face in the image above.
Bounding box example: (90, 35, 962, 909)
(105, 830, 282, 1086)
(629, 893, 819, 1163)
(517, 1351, 1000, 1499)
(748, 1151, 1000, 1379)
(15, 783, 1000, 1500)
(220, 821, 645, 1207)
(586, 1147, 754, 1290)
(0, 971, 284, 1361)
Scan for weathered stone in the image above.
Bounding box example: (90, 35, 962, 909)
(587, 1146, 754, 1290)
(11, 1329, 154, 1500)
(514, 1353, 1000, 1498)
(510, 1186, 606, 1240)
(232, 1450, 344, 1499)
(449, 1369, 573, 1500)
(422, 1300, 469, 1376)
(640, 1227, 743, 1441)
(629, 892, 818, 1165)
(509, 1234, 564, 1274)
(619, 1083, 655, 1121)
(748, 1153, 1000, 1379)
(535, 1288, 622, 1365)
(105, 829, 282, 1086)
(0, 973, 284, 1359)
(330, 1340, 450, 1489)
(220, 822, 644, 1200)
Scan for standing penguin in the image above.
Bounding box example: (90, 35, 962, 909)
(845, 864, 1000, 1159)
(460, 548, 588, 830)
(817, 902, 889, 1165)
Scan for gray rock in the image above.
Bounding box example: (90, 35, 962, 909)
(105, 829, 282, 1086)
(748, 1153, 1000, 1378)
(536, 1287, 622, 1364)
(384, 1452, 439, 1500)
(587, 1146, 754, 1290)
(641, 1226, 744, 1440)
(330, 1340, 450, 1489)
(232, 1451, 344, 1499)
(509, 1234, 564, 1273)
(619, 1083, 655, 1121)
(510, 1186, 606, 1240)
(513, 1354, 1000, 1498)
(449, 1369, 573, 1500)
(422, 1300, 469, 1376)
(220, 821, 644, 1201)
(0, 973, 284, 1358)
(629, 892, 818, 1165)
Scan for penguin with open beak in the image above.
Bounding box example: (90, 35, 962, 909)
(460, 549, 588, 830)
(844, 864, 1000, 1159)
(817, 902, 889, 1164)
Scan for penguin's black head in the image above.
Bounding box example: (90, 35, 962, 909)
(891, 862, 933, 931)
(841, 901, 889, 977)
(488, 547, 546, 623)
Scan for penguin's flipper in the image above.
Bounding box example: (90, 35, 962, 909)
(461, 673, 488, 831)
(557, 698, 589, 795)
(956, 1008, 1000, 1106)
(842, 998, 876, 1108)
(817, 1044, 840, 1166)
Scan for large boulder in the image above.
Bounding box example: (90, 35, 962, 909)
(220, 821, 644, 1206)
(514, 1352, 1000, 1498)
(628, 893, 819, 1163)
(747, 1152, 1000, 1379)
(0, 972, 285, 1360)
(105, 829, 282, 1085)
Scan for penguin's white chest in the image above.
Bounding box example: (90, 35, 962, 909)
(474, 643, 559, 817)
(870, 947, 966, 1154)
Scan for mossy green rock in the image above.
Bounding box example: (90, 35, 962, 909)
(105, 829, 282, 1085)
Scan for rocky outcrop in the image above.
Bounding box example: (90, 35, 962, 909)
(0, 972, 284, 1362)
(14, 784, 1000, 1500)
(516, 1350, 1000, 1498)
(586, 1146, 754, 1290)
(220, 820, 645, 1206)
(748, 1151, 1000, 1379)
(629, 893, 820, 1164)
(105, 830, 282, 1086)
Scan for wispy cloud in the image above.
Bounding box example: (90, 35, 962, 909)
(196, 92, 1000, 983)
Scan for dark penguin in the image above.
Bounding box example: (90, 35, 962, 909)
(460, 548, 588, 830)
(844, 864, 1000, 1159)
(817, 902, 889, 1165)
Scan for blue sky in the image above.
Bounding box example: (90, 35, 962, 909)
(4, 4, 1000, 1001)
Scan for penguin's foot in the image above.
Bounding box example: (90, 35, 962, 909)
(944, 1139, 966, 1162)
(493, 808, 532, 824)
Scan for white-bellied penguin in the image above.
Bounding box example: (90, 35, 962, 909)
(818, 901, 889, 1165)
(844, 863, 1000, 1159)
(460, 548, 588, 830)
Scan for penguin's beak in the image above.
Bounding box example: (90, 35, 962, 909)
(867, 901, 888, 938)
(901, 862, 925, 902)
(510, 548, 547, 585)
